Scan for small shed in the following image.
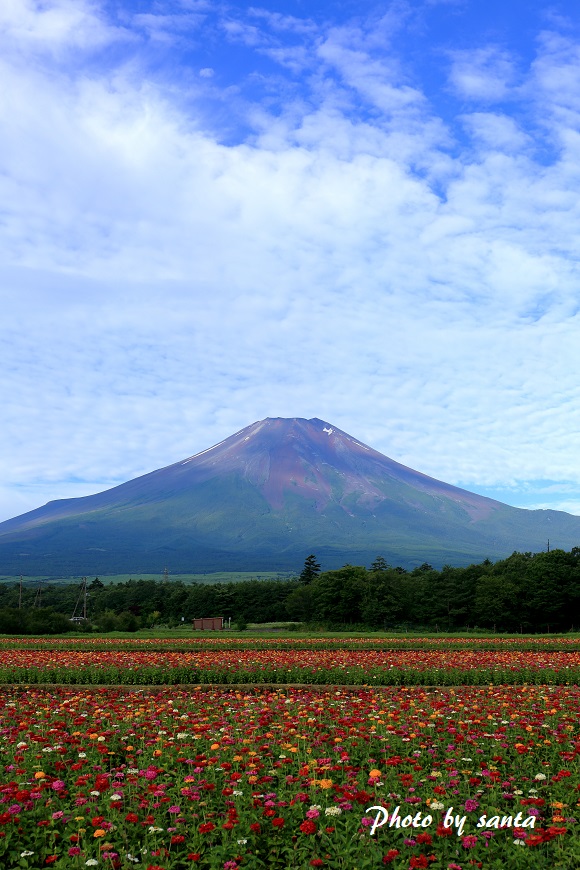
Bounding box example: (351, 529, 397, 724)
(193, 617, 224, 631)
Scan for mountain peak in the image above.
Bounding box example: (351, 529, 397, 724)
(1, 416, 579, 574)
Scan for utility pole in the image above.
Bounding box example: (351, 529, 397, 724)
(18, 575, 22, 609)
(163, 567, 169, 583)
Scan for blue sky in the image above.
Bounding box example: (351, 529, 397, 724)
(3, 0, 580, 524)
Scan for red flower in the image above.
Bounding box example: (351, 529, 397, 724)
(382, 851, 400, 864)
(300, 820, 317, 835)
(416, 832, 432, 845)
(546, 826, 567, 838)
(171, 835, 186, 844)
(45, 858, 58, 865)
(250, 823, 261, 833)
(409, 856, 429, 869)
(125, 813, 139, 823)
(187, 855, 201, 862)
(199, 822, 215, 834)
(272, 818, 285, 828)
(310, 861, 325, 868)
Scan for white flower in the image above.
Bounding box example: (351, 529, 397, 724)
(90, 790, 100, 796)
(97, 736, 105, 742)
(325, 806, 342, 816)
(17, 742, 27, 749)
(534, 773, 547, 781)
(78, 753, 87, 758)
(430, 801, 444, 811)
(85, 861, 99, 866)
(309, 805, 322, 811)
(237, 839, 248, 845)
(176, 733, 188, 739)
(110, 794, 122, 801)
(513, 839, 525, 846)
(42, 747, 53, 753)
(126, 856, 140, 863)
(148, 826, 163, 833)
(20, 852, 34, 858)
(232, 790, 243, 796)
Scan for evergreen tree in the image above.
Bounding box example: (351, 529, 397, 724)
(299, 554, 321, 585)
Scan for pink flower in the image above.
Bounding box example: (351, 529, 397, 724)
(464, 799, 479, 812)
(51, 781, 65, 791)
(462, 835, 478, 848)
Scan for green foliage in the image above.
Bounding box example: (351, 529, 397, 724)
(2, 546, 580, 633)
(298, 554, 321, 585)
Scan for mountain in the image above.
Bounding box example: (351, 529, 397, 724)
(1, 416, 579, 575)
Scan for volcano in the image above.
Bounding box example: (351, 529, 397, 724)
(1, 417, 579, 574)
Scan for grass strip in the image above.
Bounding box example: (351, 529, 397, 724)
(1, 664, 580, 685)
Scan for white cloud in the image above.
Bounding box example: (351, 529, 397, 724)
(448, 46, 519, 102)
(461, 112, 530, 151)
(0, 0, 123, 55)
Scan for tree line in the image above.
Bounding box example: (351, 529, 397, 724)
(1, 547, 579, 633)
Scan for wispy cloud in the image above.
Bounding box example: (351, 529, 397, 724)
(448, 46, 519, 102)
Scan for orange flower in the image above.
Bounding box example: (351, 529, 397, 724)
(93, 829, 106, 838)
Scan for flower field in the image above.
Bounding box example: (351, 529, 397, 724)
(0, 637, 578, 868)
(1, 639, 580, 686)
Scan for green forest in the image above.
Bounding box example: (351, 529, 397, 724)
(0, 547, 579, 634)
